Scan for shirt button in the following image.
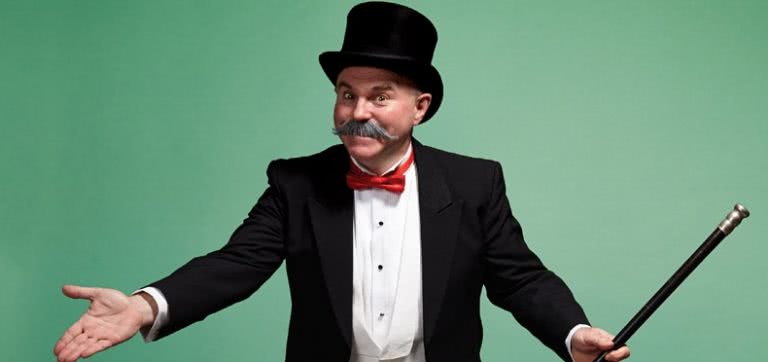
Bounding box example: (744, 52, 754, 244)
(379, 313, 385, 318)
(378, 221, 384, 226)
(378, 265, 383, 271)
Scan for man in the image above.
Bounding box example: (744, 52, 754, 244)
(54, 2, 630, 362)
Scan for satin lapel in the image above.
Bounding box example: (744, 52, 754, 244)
(413, 140, 462, 343)
(308, 146, 354, 345)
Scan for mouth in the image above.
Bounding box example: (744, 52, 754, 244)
(343, 134, 382, 143)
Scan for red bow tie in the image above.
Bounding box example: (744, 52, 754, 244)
(346, 151, 414, 193)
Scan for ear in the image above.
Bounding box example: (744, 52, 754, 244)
(412, 93, 432, 126)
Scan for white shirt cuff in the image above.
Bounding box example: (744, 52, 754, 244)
(565, 323, 591, 361)
(133, 287, 169, 342)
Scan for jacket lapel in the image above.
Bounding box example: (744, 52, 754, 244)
(308, 146, 354, 345)
(413, 140, 462, 344)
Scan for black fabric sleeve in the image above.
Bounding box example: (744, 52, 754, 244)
(482, 162, 589, 361)
(148, 161, 287, 340)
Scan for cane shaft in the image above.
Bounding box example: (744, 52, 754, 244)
(593, 228, 725, 362)
(592, 204, 749, 362)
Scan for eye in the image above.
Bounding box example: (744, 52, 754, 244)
(375, 94, 388, 103)
(338, 90, 355, 103)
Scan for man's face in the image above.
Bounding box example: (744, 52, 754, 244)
(333, 66, 431, 169)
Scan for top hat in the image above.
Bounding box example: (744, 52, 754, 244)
(319, 1, 443, 123)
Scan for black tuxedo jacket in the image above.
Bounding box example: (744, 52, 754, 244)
(150, 140, 588, 361)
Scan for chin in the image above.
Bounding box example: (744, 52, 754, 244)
(341, 135, 385, 161)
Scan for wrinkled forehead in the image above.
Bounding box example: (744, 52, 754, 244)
(335, 66, 420, 91)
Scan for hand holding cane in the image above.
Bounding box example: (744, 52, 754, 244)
(592, 204, 750, 362)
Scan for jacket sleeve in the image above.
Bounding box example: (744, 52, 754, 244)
(482, 161, 589, 361)
(147, 161, 287, 340)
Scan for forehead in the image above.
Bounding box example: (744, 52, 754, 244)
(335, 66, 417, 91)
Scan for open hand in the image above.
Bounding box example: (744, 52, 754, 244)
(571, 327, 631, 362)
(53, 285, 154, 362)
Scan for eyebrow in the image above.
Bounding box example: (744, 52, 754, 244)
(335, 81, 395, 92)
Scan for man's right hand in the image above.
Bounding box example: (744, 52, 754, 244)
(53, 285, 157, 362)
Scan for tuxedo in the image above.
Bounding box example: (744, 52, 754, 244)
(149, 139, 588, 361)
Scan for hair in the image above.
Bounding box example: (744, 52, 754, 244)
(331, 118, 399, 140)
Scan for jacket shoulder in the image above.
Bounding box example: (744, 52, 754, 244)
(264, 144, 349, 195)
(418, 143, 502, 176)
(415, 143, 507, 207)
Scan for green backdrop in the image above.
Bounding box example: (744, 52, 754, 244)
(1, 0, 765, 361)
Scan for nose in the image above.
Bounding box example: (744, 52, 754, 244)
(352, 98, 371, 121)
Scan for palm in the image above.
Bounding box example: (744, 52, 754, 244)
(54, 286, 144, 362)
(82, 288, 141, 338)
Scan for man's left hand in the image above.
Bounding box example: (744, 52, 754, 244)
(571, 327, 630, 362)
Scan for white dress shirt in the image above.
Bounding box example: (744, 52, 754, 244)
(349, 145, 424, 362)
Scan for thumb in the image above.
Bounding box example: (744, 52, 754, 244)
(62, 285, 100, 300)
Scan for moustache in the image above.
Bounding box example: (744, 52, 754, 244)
(331, 119, 399, 141)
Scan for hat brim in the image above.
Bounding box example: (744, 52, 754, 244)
(319, 51, 443, 123)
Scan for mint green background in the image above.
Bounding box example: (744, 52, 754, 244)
(1, 1, 765, 361)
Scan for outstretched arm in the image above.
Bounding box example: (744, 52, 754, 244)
(53, 285, 157, 362)
(481, 163, 630, 361)
(481, 162, 589, 359)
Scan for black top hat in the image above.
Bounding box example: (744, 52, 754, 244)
(319, 1, 443, 123)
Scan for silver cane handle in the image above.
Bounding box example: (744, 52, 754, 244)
(718, 204, 750, 235)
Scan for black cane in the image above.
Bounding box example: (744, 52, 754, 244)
(592, 204, 750, 362)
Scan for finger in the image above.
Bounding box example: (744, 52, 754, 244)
(57, 333, 90, 362)
(80, 339, 112, 358)
(606, 345, 631, 361)
(63, 337, 94, 362)
(62, 285, 99, 300)
(54, 321, 83, 354)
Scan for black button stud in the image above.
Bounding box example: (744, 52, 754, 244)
(378, 221, 384, 226)
(378, 265, 383, 270)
